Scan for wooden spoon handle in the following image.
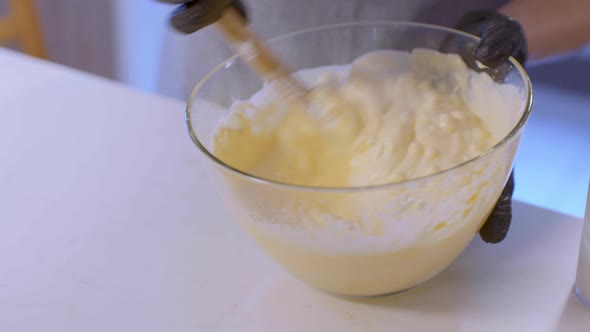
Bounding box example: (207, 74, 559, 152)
(215, 7, 308, 99)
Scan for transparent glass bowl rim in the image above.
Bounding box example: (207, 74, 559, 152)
(186, 21, 534, 193)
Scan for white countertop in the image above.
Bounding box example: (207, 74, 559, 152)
(1, 48, 589, 331)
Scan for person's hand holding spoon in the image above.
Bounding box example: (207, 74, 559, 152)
(159, 0, 310, 105)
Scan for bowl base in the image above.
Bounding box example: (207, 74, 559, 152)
(317, 281, 424, 300)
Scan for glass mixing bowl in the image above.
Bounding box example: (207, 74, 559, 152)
(186, 22, 533, 297)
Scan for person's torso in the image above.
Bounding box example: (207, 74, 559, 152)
(158, 0, 508, 98)
(249, 0, 507, 38)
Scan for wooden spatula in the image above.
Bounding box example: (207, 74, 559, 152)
(214, 6, 310, 102)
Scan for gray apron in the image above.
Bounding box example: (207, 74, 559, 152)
(157, 0, 506, 99)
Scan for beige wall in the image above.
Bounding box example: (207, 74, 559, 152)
(1, 0, 116, 79)
(36, 0, 115, 78)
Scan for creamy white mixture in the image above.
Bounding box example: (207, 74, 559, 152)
(210, 49, 523, 296)
(213, 49, 516, 187)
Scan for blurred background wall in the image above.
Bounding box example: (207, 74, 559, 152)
(4, 0, 588, 96)
(34, 0, 115, 78)
(1, 0, 168, 90)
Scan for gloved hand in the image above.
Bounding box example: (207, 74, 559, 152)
(456, 10, 527, 243)
(457, 10, 527, 67)
(157, 0, 247, 34)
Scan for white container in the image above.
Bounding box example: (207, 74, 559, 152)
(575, 181, 590, 307)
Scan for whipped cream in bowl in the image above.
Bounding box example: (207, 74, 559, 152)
(187, 22, 532, 297)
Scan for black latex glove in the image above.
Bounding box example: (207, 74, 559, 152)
(160, 2, 527, 244)
(458, 10, 527, 67)
(456, 10, 527, 243)
(157, 0, 248, 33)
